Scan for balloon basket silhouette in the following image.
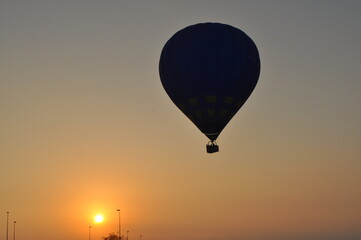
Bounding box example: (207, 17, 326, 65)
(206, 141, 219, 153)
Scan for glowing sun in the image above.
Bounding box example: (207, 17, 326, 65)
(94, 214, 104, 223)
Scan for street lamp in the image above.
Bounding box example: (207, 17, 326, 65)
(13, 221, 16, 240)
(89, 226, 92, 240)
(116, 209, 121, 240)
(140, 235, 142, 240)
(127, 230, 129, 240)
(6, 211, 9, 240)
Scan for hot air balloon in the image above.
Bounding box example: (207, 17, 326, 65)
(159, 22, 260, 153)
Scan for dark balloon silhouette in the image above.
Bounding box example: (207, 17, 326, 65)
(159, 22, 260, 153)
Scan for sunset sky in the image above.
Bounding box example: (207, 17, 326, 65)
(1, 1, 361, 240)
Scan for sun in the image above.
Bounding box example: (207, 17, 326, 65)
(94, 214, 104, 223)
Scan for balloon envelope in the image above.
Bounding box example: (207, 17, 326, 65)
(159, 22, 260, 141)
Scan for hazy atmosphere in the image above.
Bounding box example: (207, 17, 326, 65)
(1, 1, 361, 240)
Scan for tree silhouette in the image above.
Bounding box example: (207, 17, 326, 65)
(102, 233, 119, 240)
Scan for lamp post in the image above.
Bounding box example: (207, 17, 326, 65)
(89, 226, 92, 240)
(127, 230, 129, 240)
(13, 221, 16, 240)
(140, 235, 142, 240)
(6, 211, 9, 240)
(116, 209, 121, 240)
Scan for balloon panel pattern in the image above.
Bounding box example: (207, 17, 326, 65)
(159, 23, 260, 141)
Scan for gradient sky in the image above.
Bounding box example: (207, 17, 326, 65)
(1, 1, 361, 240)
